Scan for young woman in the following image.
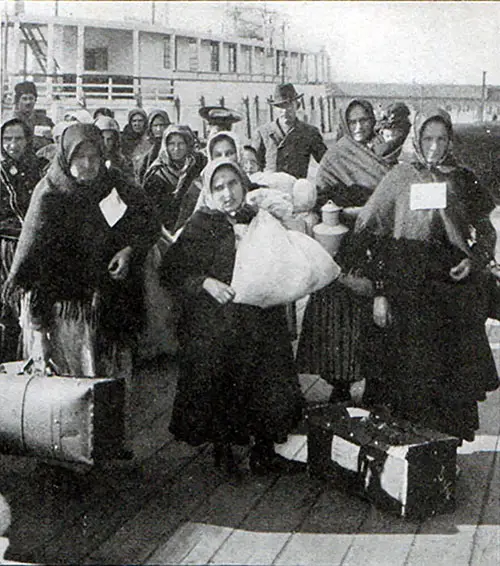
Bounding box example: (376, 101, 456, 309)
(174, 130, 242, 231)
(143, 124, 207, 234)
(0, 118, 47, 360)
(136, 109, 171, 185)
(3, 123, 159, 450)
(354, 108, 498, 441)
(94, 115, 135, 182)
(164, 159, 304, 475)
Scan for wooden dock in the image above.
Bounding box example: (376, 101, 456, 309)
(2, 207, 500, 566)
(0, 332, 498, 565)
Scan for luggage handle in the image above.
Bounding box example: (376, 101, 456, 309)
(22, 357, 61, 377)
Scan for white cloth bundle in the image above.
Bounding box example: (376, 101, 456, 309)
(231, 209, 341, 308)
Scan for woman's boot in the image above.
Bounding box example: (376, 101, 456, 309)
(213, 442, 238, 476)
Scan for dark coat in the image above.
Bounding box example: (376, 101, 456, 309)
(355, 159, 498, 441)
(143, 151, 206, 232)
(164, 208, 304, 446)
(8, 157, 159, 332)
(252, 118, 327, 179)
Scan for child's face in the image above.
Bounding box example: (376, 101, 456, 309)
(241, 150, 260, 175)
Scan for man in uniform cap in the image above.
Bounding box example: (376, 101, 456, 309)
(199, 105, 243, 139)
(252, 83, 326, 179)
(9, 80, 54, 152)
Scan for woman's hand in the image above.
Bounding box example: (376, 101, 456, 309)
(108, 246, 133, 281)
(203, 277, 235, 305)
(338, 272, 374, 297)
(373, 296, 392, 328)
(449, 258, 471, 282)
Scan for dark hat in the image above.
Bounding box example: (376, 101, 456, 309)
(14, 81, 37, 103)
(270, 83, 303, 107)
(199, 106, 242, 126)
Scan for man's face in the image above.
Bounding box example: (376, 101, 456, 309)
(277, 101, 298, 127)
(17, 93, 36, 114)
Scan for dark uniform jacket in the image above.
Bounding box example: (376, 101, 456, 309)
(252, 118, 327, 179)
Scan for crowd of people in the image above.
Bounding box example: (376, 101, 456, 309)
(1, 79, 499, 477)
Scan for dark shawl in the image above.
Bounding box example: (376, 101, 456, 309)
(7, 123, 159, 329)
(1, 118, 48, 235)
(121, 107, 148, 158)
(143, 125, 206, 232)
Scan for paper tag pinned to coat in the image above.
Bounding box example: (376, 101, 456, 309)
(410, 182, 447, 210)
(99, 188, 128, 227)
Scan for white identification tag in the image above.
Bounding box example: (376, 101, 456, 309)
(99, 188, 128, 227)
(410, 182, 447, 210)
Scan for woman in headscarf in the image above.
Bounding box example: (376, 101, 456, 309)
(297, 99, 394, 403)
(94, 115, 135, 183)
(137, 125, 206, 360)
(1, 118, 48, 360)
(353, 108, 498, 441)
(174, 130, 242, 231)
(164, 159, 304, 476)
(143, 124, 207, 234)
(3, 123, 159, 451)
(121, 107, 151, 173)
(136, 109, 171, 185)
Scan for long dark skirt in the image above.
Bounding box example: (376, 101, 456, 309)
(170, 303, 304, 447)
(1, 236, 21, 361)
(363, 274, 499, 441)
(296, 282, 370, 385)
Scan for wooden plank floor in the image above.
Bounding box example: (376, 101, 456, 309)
(1, 347, 498, 565)
(2, 208, 500, 565)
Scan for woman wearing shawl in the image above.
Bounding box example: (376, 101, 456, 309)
(136, 109, 171, 185)
(1, 118, 48, 360)
(3, 123, 159, 452)
(297, 99, 394, 403)
(94, 116, 135, 183)
(121, 108, 151, 174)
(137, 125, 206, 360)
(143, 125, 207, 233)
(164, 159, 304, 476)
(354, 108, 498, 441)
(174, 130, 242, 231)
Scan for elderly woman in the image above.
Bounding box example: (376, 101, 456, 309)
(353, 108, 498, 441)
(164, 159, 304, 475)
(1, 118, 48, 360)
(297, 99, 394, 403)
(3, 123, 159, 450)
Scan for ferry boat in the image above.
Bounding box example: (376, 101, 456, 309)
(1, 1, 335, 141)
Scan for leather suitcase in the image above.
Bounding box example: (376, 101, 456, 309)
(307, 403, 461, 520)
(0, 361, 126, 466)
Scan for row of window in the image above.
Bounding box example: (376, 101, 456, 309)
(84, 39, 320, 80)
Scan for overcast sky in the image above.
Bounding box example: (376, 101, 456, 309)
(19, 1, 500, 86)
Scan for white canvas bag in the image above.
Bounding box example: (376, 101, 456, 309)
(231, 209, 341, 308)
